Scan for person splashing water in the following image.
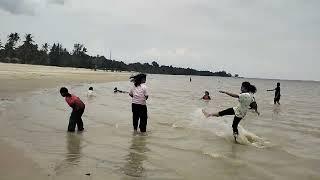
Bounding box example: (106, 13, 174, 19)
(202, 82, 260, 143)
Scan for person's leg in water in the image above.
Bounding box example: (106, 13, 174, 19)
(132, 104, 140, 132)
(276, 97, 280, 105)
(76, 109, 84, 131)
(139, 105, 148, 134)
(274, 97, 280, 105)
(202, 108, 234, 117)
(232, 116, 242, 143)
(203, 108, 240, 142)
(68, 111, 77, 132)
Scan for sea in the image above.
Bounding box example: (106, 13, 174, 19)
(0, 75, 319, 179)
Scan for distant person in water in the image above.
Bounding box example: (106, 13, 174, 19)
(129, 73, 149, 134)
(202, 82, 260, 143)
(202, 91, 211, 100)
(114, 87, 128, 93)
(60, 87, 85, 132)
(267, 82, 281, 105)
(190, 77, 192, 82)
(87, 87, 95, 97)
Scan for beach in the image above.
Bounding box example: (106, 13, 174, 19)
(0, 63, 319, 180)
(0, 63, 129, 98)
(0, 63, 129, 180)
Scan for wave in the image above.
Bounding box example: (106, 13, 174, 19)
(190, 108, 271, 148)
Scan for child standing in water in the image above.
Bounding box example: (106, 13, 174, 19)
(60, 87, 85, 132)
(202, 82, 259, 142)
(129, 74, 149, 134)
(87, 87, 94, 97)
(267, 82, 281, 105)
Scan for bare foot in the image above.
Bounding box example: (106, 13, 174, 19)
(133, 130, 138, 136)
(140, 132, 148, 136)
(202, 109, 210, 118)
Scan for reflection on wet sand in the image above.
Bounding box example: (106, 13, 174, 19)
(54, 133, 83, 175)
(272, 105, 281, 120)
(122, 135, 149, 178)
(66, 133, 82, 164)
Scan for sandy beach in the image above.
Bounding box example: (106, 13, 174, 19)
(0, 63, 130, 180)
(0, 63, 130, 98)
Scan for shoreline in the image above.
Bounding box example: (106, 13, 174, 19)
(0, 63, 131, 180)
(0, 63, 131, 98)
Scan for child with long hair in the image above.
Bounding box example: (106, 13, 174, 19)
(202, 82, 259, 142)
(129, 74, 149, 134)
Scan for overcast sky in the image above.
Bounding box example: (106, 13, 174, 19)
(0, 0, 319, 81)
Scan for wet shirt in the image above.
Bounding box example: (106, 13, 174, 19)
(65, 94, 85, 110)
(233, 93, 254, 118)
(87, 90, 94, 97)
(129, 84, 148, 105)
(275, 87, 281, 98)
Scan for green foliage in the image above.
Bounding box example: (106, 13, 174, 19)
(16, 34, 39, 64)
(0, 32, 232, 77)
(4, 32, 20, 58)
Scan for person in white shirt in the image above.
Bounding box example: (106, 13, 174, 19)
(87, 87, 95, 97)
(202, 82, 259, 142)
(129, 74, 149, 134)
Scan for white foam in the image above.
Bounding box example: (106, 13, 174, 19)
(191, 108, 270, 148)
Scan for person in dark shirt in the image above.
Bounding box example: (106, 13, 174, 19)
(267, 82, 281, 105)
(114, 87, 128, 93)
(202, 91, 211, 100)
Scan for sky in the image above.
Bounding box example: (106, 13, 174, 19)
(0, 0, 319, 81)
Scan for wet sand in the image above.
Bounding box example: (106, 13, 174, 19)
(0, 63, 130, 180)
(0, 140, 50, 180)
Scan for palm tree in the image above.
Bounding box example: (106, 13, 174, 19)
(4, 32, 20, 58)
(152, 61, 159, 67)
(7, 32, 20, 47)
(73, 43, 84, 55)
(41, 43, 49, 53)
(17, 33, 39, 64)
(24, 34, 34, 44)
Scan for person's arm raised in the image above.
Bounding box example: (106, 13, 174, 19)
(219, 91, 239, 98)
(267, 88, 275, 91)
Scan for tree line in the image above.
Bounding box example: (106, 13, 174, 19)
(0, 33, 232, 77)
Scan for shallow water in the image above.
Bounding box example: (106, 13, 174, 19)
(0, 75, 320, 179)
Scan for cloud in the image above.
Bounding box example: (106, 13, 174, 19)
(0, 0, 66, 15)
(0, 0, 36, 15)
(47, 0, 66, 5)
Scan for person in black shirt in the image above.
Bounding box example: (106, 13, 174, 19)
(267, 82, 281, 104)
(202, 91, 211, 100)
(114, 87, 128, 93)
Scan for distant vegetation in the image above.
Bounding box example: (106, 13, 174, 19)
(0, 33, 232, 77)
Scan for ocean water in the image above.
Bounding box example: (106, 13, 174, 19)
(0, 75, 320, 179)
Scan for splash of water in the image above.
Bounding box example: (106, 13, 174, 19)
(191, 108, 270, 148)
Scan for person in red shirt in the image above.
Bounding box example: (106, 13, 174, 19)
(60, 87, 85, 132)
